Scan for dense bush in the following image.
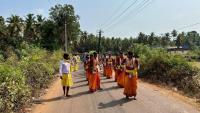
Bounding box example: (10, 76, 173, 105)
(0, 45, 62, 113)
(132, 44, 200, 98)
(19, 47, 62, 97)
(21, 62, 54, 97)
(185, 48, 200, 61)
(0, 64, 30, 113)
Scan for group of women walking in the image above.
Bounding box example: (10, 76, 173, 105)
(59, 51, 139, 100)
(84, 52, 103, 92)
(84, 51, 139, 99)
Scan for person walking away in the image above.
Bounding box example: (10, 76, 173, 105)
(70, 56, 75, 72)
(59, 53, 73, 97)
(84, 55, 90, 84)
(74, 54, 79, 71)
(117, 52, 126, 88)
(102, 54, 107, 77)
(114, 54, 119, 82)
(106, 53, 113, 79)
(124, 51, 139, 100)
(89, 52, 102, 92)
(113, 54, 117, 81)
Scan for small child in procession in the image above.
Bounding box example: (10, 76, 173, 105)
(59, 53, 73, 97)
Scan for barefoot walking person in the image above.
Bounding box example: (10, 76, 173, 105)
(59, 53, 73, 97)
(102, 54, 107, 77)
(74, 54, 79, 71)
(124, 51, 139, 99)
(117, 52, 126, 88)
(89, 52, 102, 92)
(106, 53, 113, 79)
(114, 54, 119, 82)
(84, 54, 90, 84)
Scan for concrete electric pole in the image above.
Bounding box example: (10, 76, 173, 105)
(98, 30, 103, 54)
(64, 20, 68, 52)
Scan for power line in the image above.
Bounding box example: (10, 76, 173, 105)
(104, 0, 152, 31)
(103, 0, 145, 31)
(104, 0, 153, 32)
(101, 0, 139, 29)
(127, 0, 154, 21)
(99, 0, 128, 29)
(177, 23, 200, 30)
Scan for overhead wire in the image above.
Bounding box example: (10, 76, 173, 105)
(101, 0, 139, 30)
(99, 0, 129, 29)
(104, 0, 153, 32)
(177, 23, 200, 30)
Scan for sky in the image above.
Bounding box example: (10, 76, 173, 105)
(0, 0, 200, 38)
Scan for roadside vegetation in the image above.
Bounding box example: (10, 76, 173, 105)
(0, 44, 62, 113)
(132, 44, 200, 101)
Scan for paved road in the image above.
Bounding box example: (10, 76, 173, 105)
(31, 65, 200, 113)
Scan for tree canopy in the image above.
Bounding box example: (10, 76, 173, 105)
(1, 3, 200, 56)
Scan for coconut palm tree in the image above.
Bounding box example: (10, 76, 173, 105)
(24, 14, 37, 43)
(0, 16, 7, 37)
(35, 15, 45, 44)
(7, 15, 23, 37)
(148, 32, 155, 46)
(171, 29, 178, 40)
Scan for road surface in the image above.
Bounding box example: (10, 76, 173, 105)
(30, 64, 200, 113)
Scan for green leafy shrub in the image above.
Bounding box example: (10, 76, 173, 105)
(0, 45, 62, 112)
(0, 64, 31, 113)
(132, 44, 200, 98)
(20, 61, 54, 97)
(19, 47, 61, 97)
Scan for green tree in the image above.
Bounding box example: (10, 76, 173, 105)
(176, 33, 184, 48)
(148, 32, 155, 46)
(0, 16, 7, 37)
(137, 32, 147, 44)
(161, 33, 170, 47)
(35, 15, 45, 45)
(171, 29, 177, 40)
(24, 14, 37, 43)
(40, 20, 59, 50)
(0, 16, 8, 55)
(49, 4, 80, 51)
(6, 15, 24, 48)
(7, 15, 23, 38)
(185, 31, 200, 48)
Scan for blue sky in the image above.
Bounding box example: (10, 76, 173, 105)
(0, 0, 200, 38)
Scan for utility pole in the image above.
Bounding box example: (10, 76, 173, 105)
(64, 20, 68, 52)
(98, 30, 103, 54)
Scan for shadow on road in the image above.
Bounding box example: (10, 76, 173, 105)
(73, 75, 86, 79)
(101, 80, 115, 84)
(33, 96, 63, 104)
(71, 84, 88, 89)
(98, 98, 133, 109)
(100, 77, 108, 80)
(74, 79, 87, 84)
(98, 86, 120, 92)
(33, 90, 91, 104)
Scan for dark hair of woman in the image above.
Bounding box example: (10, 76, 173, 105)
(93, 52, 97, 57)
(135, 59, 139, 67)
(127, 51, 133, 57)
(63, 53, 69, 60)
(90, 54, 94, 58)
